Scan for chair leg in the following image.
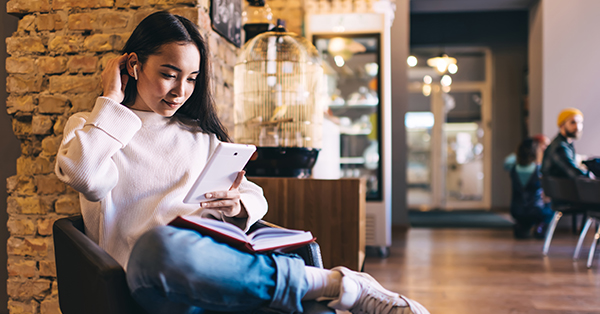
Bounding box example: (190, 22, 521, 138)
(574, 217, 594, 260)
(543, 211, 562, 256)
(587, 225, 600, 268)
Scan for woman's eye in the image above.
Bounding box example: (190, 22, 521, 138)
(188, 77, 197, 82)
(162, 73, 176, 79)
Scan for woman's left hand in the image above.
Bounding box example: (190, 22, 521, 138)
(200, 171, 247, 218)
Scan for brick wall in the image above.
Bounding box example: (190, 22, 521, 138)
(4, 1, 238, 313)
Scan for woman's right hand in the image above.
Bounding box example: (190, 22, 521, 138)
(101, 53, 130, 104)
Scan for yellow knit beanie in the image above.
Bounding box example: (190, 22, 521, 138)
(557, 108, 583, 126)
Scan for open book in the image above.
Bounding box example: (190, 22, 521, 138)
(169, 215, 315, 253)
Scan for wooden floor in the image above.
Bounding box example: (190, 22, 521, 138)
(362, 227, 600, 314)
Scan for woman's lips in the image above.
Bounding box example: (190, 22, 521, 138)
(162, 100, 181, 108)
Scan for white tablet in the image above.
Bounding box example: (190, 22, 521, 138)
(183, 142, 256, 204)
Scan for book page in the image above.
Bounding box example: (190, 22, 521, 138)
(177, 216, 248, 242)
(249, 228, 314, 251)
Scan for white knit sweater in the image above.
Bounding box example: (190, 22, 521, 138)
(55, 97, 268, 269)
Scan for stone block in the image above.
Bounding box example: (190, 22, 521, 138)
(7, 259, 37, 278)
(17, 15, 36, 32)
(6, 37, 46, 55)
(12, 119, 32, 138)
(41, 135, 63, 156)
(7, 75, 43, 93)
(149, 0, 196, 4)
(16, 156, 54, 176)
(7, 278, 52, 299)
(7, 175, 36, 196)
(52, 0, 114, 10)
(7, 196, 43, 215)
(7, 0, 51, 14)
(6, 57, 35, 74)
(32, 115, 54, 135)
(38, 94, 69, 114)
(84, 33, 128, 52)
(37, 13, 65, 31)
(68, 12, 97, 30)
(7, 218, 36, 236)
(38, 195, 58, 216)
(37, 218, 58, 236)
(7, 237, 51, 257)
(49, 75, 100, 93)
(40, 297, 60, 314)
(53, 116, 67, 135)
(7, 300, 38, 314)
(48, 35, 83, 54)
(68, 55, 98, 73)
(7, 175, 20, 194)
(20, 138, 43, 157)
(98, 11, 131, 30)
(39, 261, 56, 277)
(35, 174, 66, 195)
(6, 95, 35, 115)
(55, 194, 80, 214)
(36, 56, 68, 74)
(70, 92, 98, 113)
(169, 6, 200, 25)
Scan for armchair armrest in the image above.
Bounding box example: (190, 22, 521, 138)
(249, 220, 324, 268)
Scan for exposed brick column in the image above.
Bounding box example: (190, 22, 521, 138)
(5, 1, 237, 313)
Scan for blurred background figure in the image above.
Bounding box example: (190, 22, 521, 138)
(505, 138, 553, 239)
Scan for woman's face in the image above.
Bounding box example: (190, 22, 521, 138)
(131, 42, 200, 117)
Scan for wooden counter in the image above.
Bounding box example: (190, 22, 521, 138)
(248, 177, 366, 271)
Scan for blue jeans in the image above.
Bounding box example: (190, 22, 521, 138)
(126, 226, 314, 314)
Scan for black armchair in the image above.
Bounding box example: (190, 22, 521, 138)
(53, 215, 334, 314)
(541, 176, 587, 256)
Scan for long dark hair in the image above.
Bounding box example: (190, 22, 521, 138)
(121, 11, 230, 142)
(516, 138, 538, 166)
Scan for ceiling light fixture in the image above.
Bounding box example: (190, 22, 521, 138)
(427, 54, 457, 75)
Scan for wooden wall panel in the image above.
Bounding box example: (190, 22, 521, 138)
(248, 177, 366, 270)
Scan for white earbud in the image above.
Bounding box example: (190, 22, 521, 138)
(133, 65, 138, 81)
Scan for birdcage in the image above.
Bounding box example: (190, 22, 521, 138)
(234, 26, 324, 177)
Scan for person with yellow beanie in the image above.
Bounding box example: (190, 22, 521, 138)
(541, 108, 589, 178)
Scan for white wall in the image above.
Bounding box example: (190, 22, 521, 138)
(534, 0, 600, 156)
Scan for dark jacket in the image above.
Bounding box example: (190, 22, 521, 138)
(541, 133, 588, 178)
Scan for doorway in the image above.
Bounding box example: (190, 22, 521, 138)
(406, 48, 492, 211)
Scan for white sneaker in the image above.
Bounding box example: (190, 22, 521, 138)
(327, 267, 430, 314)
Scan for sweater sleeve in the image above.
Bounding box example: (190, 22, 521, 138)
(55, 97, 142, 201)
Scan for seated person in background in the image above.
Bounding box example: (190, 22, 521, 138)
(541, 108, 591, 178)
(503, 134, 549, 171)
(506, 138, 553, 239)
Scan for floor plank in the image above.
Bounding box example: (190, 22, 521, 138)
(362, 227, 600, 313)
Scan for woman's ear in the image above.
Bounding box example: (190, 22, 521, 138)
(126, 53, 139, 80)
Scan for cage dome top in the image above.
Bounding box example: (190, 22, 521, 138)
(237, 26, 321, 64)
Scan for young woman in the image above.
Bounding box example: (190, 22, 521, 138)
(55, 11, 428, 314)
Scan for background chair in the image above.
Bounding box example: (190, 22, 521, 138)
(573, 178, 600, 267)
(541, 177, 586, 256)
(53, 215, 334, 314)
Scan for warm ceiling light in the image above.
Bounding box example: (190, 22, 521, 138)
(427, 54, 457, 75)
(448, 63, 458, 74)
(407, 56, 418, 67)
(440, 75, 452, 87)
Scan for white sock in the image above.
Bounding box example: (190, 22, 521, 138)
(302, 266, 342, 301)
